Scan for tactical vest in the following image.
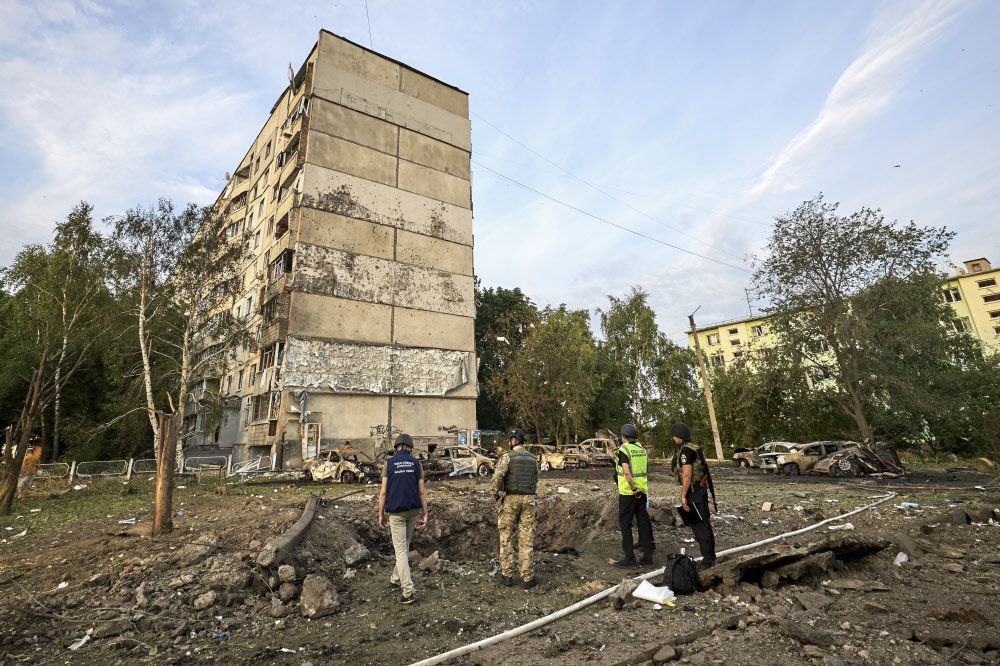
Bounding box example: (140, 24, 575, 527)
(385, 451, 421, 513)
(504, 451, 538, 495)
(673, 443, 708, 486)
(615, 442, 649, 495)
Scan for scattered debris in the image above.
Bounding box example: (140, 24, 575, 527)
(761, 502, 773, 512)
(343, 542, 371, 566)
(632, 580, 676, 605)
(300, 574, 339, 618)
(828, 522, 854, 531)
(893, 552, 908, 566)
(418, 551, 440, 573)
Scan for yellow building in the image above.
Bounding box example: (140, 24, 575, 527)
(688, 258, 1000, 364)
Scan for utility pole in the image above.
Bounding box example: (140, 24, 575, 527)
(688, 308, 724, 461)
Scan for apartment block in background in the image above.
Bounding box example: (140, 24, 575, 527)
(688, 257, 1000, 368)
(188, 30, 476, 465)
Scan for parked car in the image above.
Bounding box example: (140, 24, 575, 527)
(433, 445, 495, 477)
(734, 441, 799, 469)
(766, 440, 854, 476)
(524, 444, 578, 471)
(813, 442, 904, 477)
(303, 448, 380, 484)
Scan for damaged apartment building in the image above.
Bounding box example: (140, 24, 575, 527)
(185, 30, 477, 466)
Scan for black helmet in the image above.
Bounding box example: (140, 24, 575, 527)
(394, 433, 414, 450)
(620, 423, 639, 442)
(669, 423, 691, 442)
(508, 428, 526, 445)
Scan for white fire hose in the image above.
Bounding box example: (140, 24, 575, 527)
(408, 492, 898, 666)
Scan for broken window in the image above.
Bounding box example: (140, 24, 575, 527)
(950, 318, 971, 333)
(706, 333, 719, 346)
(268, 249, 294, 282)
(275, 212, 289, 238)
(941, 287, 962, 303)
(977, 278, 996, 288)
(261, 296, 281, 323)
(752, 325, 765, 337)
(984, 294, 1000, 304)
(259, 342, 283, 370)
(710, 354, 725, 369)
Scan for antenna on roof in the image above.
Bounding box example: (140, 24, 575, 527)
(224, 171, 231, 181)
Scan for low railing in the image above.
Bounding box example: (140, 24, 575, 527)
(36, 463, 71, 479)
(75, 460, 129, 478)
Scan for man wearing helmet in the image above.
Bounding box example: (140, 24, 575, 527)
(613, 423, 653, 568)
(378, 433, 429, 604)
(491, 427, 540, 588)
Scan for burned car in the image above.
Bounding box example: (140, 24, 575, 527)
(303, 448, 380, 484)
(813, 442, 904, 477)
(577, 438, 617, 465)
(764, 440, 853, 476)
(524, 444, 578, 471)
(559, 442, 614, 467)
(734, 441, 799, 470)
(433, 444, 495, 477)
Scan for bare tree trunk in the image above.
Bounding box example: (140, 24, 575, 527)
(138, 271, 160, 456)
(52, 329, 68, 462)
(175, 318, 192, 463)
(0, 354, 48, 515)
(152, 411, 177, 535)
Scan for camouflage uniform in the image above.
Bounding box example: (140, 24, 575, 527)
(492, 446, 539, 581)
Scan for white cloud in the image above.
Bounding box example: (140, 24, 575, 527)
(746, 0, 968, 200)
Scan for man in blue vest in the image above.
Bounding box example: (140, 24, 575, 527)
(613, 423, 653, 569)
(491, 427, 539, 588)
(378, 433, 429, 604)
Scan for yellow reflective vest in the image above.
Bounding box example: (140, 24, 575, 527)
(615, 441, 649, 495)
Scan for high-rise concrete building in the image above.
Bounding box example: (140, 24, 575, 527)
(187, 30, 476, 465)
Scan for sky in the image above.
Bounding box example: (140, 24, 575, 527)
(1, 0, 998, 342)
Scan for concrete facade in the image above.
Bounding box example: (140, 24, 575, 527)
(189, 30, 476, 465)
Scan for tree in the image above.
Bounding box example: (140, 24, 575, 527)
(0, 204, 107, 514)
(474, 281, 538, 430)
(487, 306, 597, 445)
(110, 200, 247, 534)
(753, 194, 954, 444)
(597, 287, 670, 431)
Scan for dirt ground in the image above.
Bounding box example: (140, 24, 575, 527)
(1, 461, 998, 665)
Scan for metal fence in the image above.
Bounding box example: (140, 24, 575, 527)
(183, 455, 229, 472)
(130, 458, 160, 474)
(36, 462, 71, 479)
(229, 455, 271, 476)
(75, 459, 129, 477)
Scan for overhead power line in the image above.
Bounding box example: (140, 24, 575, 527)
(472, 112, 768, 259)
(473, 160, 751, 274)
(362, 0, 374, 48)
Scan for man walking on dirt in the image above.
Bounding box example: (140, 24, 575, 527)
(491, 427, 539, 588)
(378, 433, 429, 604)
(613, 423, 653, 569)
(670, 422, 717, 570)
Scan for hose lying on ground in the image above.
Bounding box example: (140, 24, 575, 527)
(408, 492, 898, 666)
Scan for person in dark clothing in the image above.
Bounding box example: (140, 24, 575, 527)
(612, 423, 653, 569)
(670, 422, 717, 570)
(378, 433, 429, 604)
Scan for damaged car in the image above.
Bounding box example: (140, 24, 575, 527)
(813, 442, 904, 477)
(764, 440, 853, 476)
(303, 448, 380, 484)
(559, 442, 614, 467)
(525, 444, 579, 471)
(733, 441, 799, 469)
(433, 444, 495, 477)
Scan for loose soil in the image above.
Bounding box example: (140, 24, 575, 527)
(1, 463, 998, 665)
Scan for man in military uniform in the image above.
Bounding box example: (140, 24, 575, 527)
(670, 422, 717, 569)
(491, 427, 539, 588)
(613, 423, 653, 568)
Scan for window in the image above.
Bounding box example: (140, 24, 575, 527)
(994, 326, 1000, 336)
(706, 333, 719, 346)
(236, 368, 244, 391)
(275, 212, 289, 237)
(951, 318, 971, 333)
(728, 328, 738, 335)
(269, 249, 294, 282)
(752, 325, 764, 337)
(984, 294, 1000, 304)
(261, 296, 281, 323)
(977, 278, 997, 288)
(971, 262, 983, 273)
(990, 310, 1000, 319)
(258, 200, 265, 217)
(710, 354, 725, 369)
(245, 296, 253, 317)
(263, 141, 271, 158)
(254, 155, 260, 173)
(730, 339, 740, 346)
(732, 351, 743, 358)
(267, 217, 274, 237)
(226, 375, 232, 394)
(941, 287, 962, 303)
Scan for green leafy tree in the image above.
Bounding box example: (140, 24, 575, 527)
(474, 281, 538, 430)
(753, 195, 953, 444)
(488, 305, 597, 445)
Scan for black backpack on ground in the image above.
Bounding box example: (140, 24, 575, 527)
(661, 553, 700, 595)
